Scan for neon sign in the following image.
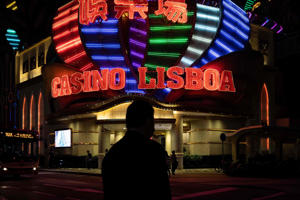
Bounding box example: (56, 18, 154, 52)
(77, 0, 187, 22)
(53, 0, 249, 102)
(5, 132, 34, 139)
(78, 0, 108, 24)
(51, 67, 236, 98)
(114, 0, 148, 20)
(155, 0, 187, 23)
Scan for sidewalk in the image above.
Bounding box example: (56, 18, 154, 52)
(40, 168, 217, 176)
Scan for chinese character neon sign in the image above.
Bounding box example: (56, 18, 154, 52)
(77, 0, 187, 22)
(155, 0, 187, 23)
(78, 0, 108, 24)
(114, 0, 148, 19)
(51, 66, 236, 98)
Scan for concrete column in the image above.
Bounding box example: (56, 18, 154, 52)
(231, 137, 238, 162)
(165, 131, 171, 155)
(174, 115, 184, 169)
(115, 131, 124, 143)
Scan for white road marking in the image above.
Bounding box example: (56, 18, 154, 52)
(172, 187, 237, 200)
(252, 192, 285, 200)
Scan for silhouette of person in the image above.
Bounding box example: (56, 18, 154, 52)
(102, 100, 171, 200)
(165, 151, 171, 177)
(171, 150, 178, 175)
(48, 147, 55, 168)
(86, 150, 92, 169)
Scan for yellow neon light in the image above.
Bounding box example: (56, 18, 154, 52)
(5, 132, 34, 139)
(6, 1, 16, 9)
(12, 6, 18, 11)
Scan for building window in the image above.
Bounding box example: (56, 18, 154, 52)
(30, 56, 36, 70)
(38, 51, 44, 67)
(23, 59, 29, 73)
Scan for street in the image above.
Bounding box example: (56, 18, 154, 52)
(1, 172, 300, 200)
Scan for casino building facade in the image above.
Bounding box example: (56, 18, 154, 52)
(15, 0, 298, 168)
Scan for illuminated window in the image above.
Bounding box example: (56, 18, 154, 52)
(38, 50, 45, 67)
(30, 55, 36, 70)
(23, 57, 29, 73)
(261, 83, 269, 126)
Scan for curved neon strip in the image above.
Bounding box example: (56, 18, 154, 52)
(80, 16, 141, 94)
(30, 95, 34, 130)
(52, 0, 94, 71)
(261, 83, 269, 126)
(128, 18, 148, 94)
(194, 0, 250, 68)
(178, 3, 221, 68)
(22, 97, 26, 129)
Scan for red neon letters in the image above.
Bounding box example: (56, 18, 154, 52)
(78, 0, 187, 22)
(155, 0, 188, 23)
(78, 0, 108, 24)
(51, 67, 236, 98)
(138, 67, 236, 92)
(114, 0, 148, 19)
(51, 68, 125, 98)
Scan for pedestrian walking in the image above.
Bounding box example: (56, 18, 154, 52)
(102, 100, 171, 200)
(165, 151, 171, 177)
(171, 150, 178, 175)
(86, 150, 92, 169)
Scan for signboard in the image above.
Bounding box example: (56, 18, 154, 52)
(55, 129, 72, 148)
(51, 0, 250, 104)
(0, 131, 35, 139)
(51, 67, 236, 98)
(78, 0, 187, 23)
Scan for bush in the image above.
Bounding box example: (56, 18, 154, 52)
(52, 155, 98, 168)
(225, 153, 300, 178)
(183, 155, 232, 169)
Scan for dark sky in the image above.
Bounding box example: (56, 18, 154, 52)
(0, 0, 299, 48)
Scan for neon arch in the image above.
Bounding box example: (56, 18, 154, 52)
(30, 94, 36, 130)
(261, 83, 269, 126)
(22, 96, 27, 129)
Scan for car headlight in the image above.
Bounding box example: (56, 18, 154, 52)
(3, 167, 8, 171)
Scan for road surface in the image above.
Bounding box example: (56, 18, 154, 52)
(1, 172, 300, 199)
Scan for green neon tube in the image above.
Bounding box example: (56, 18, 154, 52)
(148, 52, 180, 58)
(149, 38, 188, 44)
(150, 25, 192, 31)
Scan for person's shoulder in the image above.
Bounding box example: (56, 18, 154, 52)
(147, 139, 165, 151)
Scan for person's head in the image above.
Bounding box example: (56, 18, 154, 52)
(126, 100, 155, 139)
